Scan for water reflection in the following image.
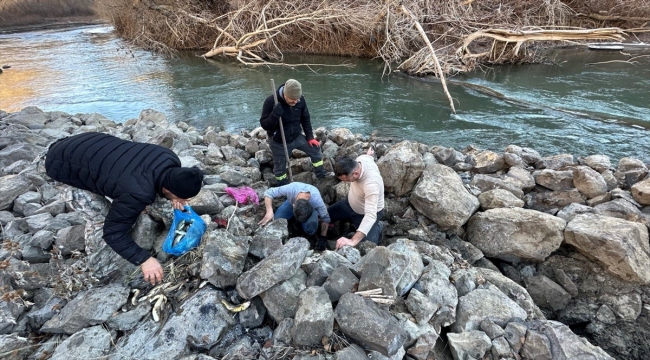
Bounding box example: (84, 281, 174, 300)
(0, 24, 649, 162)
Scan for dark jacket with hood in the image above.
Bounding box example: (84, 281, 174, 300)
(45, 132, 181, 265)
(260, 83, 315, 144)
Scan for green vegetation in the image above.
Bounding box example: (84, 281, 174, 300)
(0, 0, 97, 28)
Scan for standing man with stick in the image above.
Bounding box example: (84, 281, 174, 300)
(260, 79, 333, 186)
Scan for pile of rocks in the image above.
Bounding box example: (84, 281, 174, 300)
(1, 106, 649, 359)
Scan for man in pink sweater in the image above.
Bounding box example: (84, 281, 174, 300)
(328, 148, 385, 249)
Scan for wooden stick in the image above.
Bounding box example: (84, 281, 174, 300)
(401, 5, 456, 114)
(367, 295, 394, 299)
(270, 79, 293, 183)
(355, 288, 383, 296)
(369, 298, 394, 304)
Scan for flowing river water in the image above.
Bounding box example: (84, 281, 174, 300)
(1, 24, 649, 162)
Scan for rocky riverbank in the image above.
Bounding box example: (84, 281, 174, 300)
(1, 106, 650, 359)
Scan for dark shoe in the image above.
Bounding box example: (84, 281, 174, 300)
(317, 171, 335, 180)
(288, 218, 304, 237)
(316, 236, 329, 251)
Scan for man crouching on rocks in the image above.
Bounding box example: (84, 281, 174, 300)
(258, 182, 330, 250)
(329, 147, 385, 249)
(45, 132, 204, 285)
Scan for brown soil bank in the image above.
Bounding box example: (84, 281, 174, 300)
(97, 0, 650, 76)
(0, 0, 97, 29)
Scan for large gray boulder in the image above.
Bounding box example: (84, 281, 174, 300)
(534, 169, 574, 191)
(41, 283, 130, 334)
(353, 247, 408, 298)
(535, 154, 574, 170)
(631, 177, 650, 205)
(470, 174, 524, 199)
(0, 174, 33, 210)
(306, 250, 353, 287)
(236, 237, 309, 299)
(452, 285, 528, 332)
(250, 219, 288, 259)
(478, 188, 525, 210)
(50, 325, 111, 360)
(415, 260, 457, 329)
(377, 141, 425, 196)
(505, 145, 541, 165)
(200, 229, 249, 288)
(260, 269, 307, 322)
(584, 155, 611, 173)
(0, 143, 45, 170)
(410, 165, 479, 229)
(528, 320, 614, 359)
(2, 107, 49, 129)
(386, 240, 424, 296)
(447, 330, 492, 360)
(469, 150, 506, 174)
(573, 166, 607, 199)
(334, 293, 407, 357)
(291, 286, 334, 346)
(467, 208, 566, 263)
(564, 214, 650, 284)
(0, 334, 32, 360)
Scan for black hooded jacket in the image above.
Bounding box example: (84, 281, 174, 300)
(45, 132, 181, 265)
(260, 84, 315, 143)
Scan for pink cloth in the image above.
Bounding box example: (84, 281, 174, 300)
(225, 186, 260, 205)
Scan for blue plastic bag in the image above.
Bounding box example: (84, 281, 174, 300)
(162, 205, 206, 256)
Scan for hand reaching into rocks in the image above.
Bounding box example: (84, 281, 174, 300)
(141, 257, 164, 285)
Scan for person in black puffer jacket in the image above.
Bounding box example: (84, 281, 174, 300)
(45, 132, 204, 285)
(260, 79, 334, 185)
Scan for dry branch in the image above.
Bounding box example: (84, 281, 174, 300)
(98, 0, 650, 78)
(580, 13, 650, 23)
(458, 28, 626, 62)
(401, 4, 456, 114)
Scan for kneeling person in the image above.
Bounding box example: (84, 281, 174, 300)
(328, 147, 384, 249)
(258, 182, 330, 242)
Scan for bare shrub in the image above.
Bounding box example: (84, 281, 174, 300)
(96, 0, 650, 75)
(0, 0, 96, 28)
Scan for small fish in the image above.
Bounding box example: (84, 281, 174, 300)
(151, 294, 167, 322)
(186, 335, 211, 352)
(130, 289, 141, 306)
(173, 231, 186, 247)
(221, 299, 251, 313)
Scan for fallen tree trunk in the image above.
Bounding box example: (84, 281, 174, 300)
(458, 28, 627, 61)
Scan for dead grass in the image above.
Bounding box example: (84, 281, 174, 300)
(0, 0, 97, 28)
(95, 0, 650, 75)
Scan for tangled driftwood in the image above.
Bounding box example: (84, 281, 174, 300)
(97, 0, 650, 112)
(458, 28, 627, 62)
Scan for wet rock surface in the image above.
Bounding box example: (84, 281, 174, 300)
(2, 106, 645, 359)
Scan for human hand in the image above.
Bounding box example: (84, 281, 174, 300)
(171, 198, 188, 210)
(141, 257, 164, 285)
(307, 139, 320, 147)
(272, 103, 284, 117)
(335, 236, 357, 250)
(258, 212, 274, 226)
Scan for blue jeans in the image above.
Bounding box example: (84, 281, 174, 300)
(327, 198, 384, 244)
(274, 200, 319, 235)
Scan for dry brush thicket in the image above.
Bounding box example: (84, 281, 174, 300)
(97, 0, 650, 76)
(0, 0, 96, 27)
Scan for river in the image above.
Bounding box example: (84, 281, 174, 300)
(1, 24, 649, 162)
